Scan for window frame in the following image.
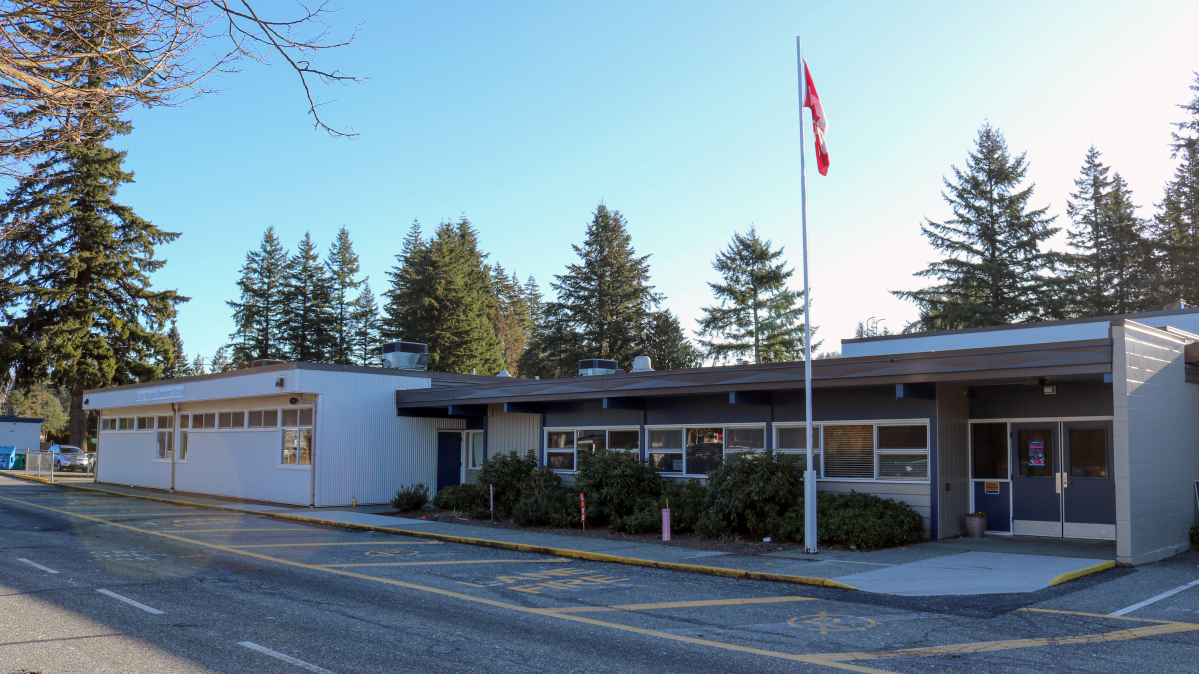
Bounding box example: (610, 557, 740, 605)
(278, 406, 314, 469)
(543, 426, 643, 473)
(811, 418, 931, 483)
(466, 431, 486, 470)
(643, 423, 768, 478)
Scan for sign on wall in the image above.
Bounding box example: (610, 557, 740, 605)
(135, 385, 184, 403)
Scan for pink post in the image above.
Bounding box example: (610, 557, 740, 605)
(580, 492, 586, 530)
(662, 508, 671, 541)
(489, 483, 494, 521)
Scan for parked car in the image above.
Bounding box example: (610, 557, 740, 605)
(50, 445, 93, 472)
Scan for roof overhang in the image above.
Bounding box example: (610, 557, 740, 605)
(396, 338, 1112, 410)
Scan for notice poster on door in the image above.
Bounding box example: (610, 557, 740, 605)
(1028, 440, 1045, 467)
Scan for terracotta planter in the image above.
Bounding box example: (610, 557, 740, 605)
(964, 514, 987, 538)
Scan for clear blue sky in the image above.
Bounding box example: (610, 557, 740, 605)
(108, 0, 1199, 362)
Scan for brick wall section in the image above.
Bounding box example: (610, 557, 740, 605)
(1112, 321, 1192, 565)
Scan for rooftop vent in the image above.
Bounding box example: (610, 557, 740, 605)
(578, 359, 619, 376)
(496, 370, 511, 377)
(251, 359, 285, 368)
(630, 355, 654, 372)
(382, 341, 431, 371)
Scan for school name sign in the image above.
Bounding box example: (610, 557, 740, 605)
(135, 385, 185, 403)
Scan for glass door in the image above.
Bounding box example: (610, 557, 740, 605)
(1062, 422, 1116, 540)
(1010, 422, 1062, 537)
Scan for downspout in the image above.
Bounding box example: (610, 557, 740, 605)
(170, 403, 177, 492)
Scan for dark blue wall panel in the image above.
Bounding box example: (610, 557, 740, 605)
(968, 381, 1112, 419)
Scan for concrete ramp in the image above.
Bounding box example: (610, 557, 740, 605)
(834, 551, 1115, 596)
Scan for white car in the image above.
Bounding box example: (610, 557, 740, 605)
(50, 445, 93, 472)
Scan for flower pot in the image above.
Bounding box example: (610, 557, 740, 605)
(964, 514, 987, 538)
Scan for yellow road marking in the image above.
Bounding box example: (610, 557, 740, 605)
(170, 528, 309, 533)
(547, 596, 818, 613)
(1048, 560, 1116, 586)
(320, 558, 572, 567)
(1020, 607, 1169, 623)
(3, 487, 1193, 674)
(231, 541, 444, 548)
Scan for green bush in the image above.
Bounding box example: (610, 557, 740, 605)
(696, 450, 804, 539)
(512, 466, 577, 527)
(610, 477, 711, 536)
(432, 483, 485, 515)
(573, 449, 664, 527)
(476, 449, 538, 518)
(1190, 524, 1199, 545)
(391, 483, 429, 512)
(818, 491, 924, 548)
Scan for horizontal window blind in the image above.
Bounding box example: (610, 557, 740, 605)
(823, 425, 874, 479)
(877, 453, 929, 480)
(877, 425, 927, 449)
(777, 426, 820, 450)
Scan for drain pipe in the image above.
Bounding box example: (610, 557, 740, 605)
(170, 403, 178, 492)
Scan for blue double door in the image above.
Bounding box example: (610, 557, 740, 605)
(1011, 421, 1115, 540)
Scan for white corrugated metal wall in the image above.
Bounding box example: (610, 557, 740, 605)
(297, 369, 464, 507)
(487, 404, 540, 457)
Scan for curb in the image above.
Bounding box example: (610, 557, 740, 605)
(1047, 560, 1116, 586)
(5, 474, 857, 591)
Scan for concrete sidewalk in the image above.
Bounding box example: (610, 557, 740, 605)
(3, 473, 1117, 596)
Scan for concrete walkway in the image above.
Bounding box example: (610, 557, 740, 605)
(3, 473, 1117, 596)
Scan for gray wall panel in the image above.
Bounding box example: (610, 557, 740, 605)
(969, 381, 1113, 419)
(774, 387, 935, 422)
(936, 382, 970, 538)
(545, 399, 642, 427)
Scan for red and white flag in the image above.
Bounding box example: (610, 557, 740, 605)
(803, 61, 829, 176)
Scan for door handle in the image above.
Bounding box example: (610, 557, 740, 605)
(1055, 472, 1061, 494)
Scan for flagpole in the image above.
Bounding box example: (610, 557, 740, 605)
(796, 36, 817, 555)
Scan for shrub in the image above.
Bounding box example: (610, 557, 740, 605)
(696, 450, 804, 539)
(1191, 524, 1199, 545)
(610, 478, 710, 535)
(512, 466, 576, 527)
(573, 449, 664, 527)
(432, 483, 485, 515)
(475, 449, 538, 518)
(818, 491, 924, 548)
(391, 483, 429, 512)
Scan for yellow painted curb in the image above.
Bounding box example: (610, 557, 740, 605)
(1047, 560, 1116, 586)
(3, 474, 857, 591)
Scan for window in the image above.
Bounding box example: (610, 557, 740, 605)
(685, 427, 723, 475)
(101, 418, 116, 431)
(179, 415, 190, 429)
(608, 430, 639, 452)
(823, 425, 874, 479)
(247, 409, 280, 428)
(649, 428, 683, 473)
(468, 433, 485, 469)
(280, 408, 314, 467)
(776, 425, 821, 473)
(137, 416, 153, 430)
(576, 430, 606, 455)
(1068, 428, 1108, 478)
(725, 427, 765, 450)
(218, 412, 234, 429)
(875, 425, 928, 481)
(194, 413, 215, 429)
(155, 428, 173, 460)
(546, 430, 575, 470)
(157, 415, 173, 430)
(118, 417, 133, 430)
(179, 429, 189, 461)
(971, 423, 1008, 480)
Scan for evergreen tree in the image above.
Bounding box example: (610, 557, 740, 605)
(853, 319, 892, 338)
(228, 226, 289, 363)
(1149, 73, 1199, 308)
(349, 280, 382, 366)
(1060, 148, 1152, 317)
(161, 322, 192, 379)
(638, 310, 703, 370)
(190, 353, 206, 376)
(521, 204, 658, 376)
(325, 226, 362, 364)
(893, 124, 1061, 330)
(210, 346, 233, 373)
(384, 217, 503, 374)
(491, 266, 539, 374)
(696, 226, 812, 364)
(280, 232, 334, 362)
(0, 67, 183, 445)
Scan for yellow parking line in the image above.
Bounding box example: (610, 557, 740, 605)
(4, 492, 1194, 674)
(1020, 607, 1170, 623)
(320, 558, 571, 567)
(232, 541, 444, 548)
(171, 528, 310, 533)
(547, 596, 819, 613)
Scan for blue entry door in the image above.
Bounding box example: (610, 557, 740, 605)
(437, 432, 462, 492)
(1062, 421, 1116, 540)
(1011, 422, 1062, 537)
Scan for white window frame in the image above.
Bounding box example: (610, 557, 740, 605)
(466, 431, 485, 471)
(278, 407, 314, 470)
(772, 423, 822, 473)
(644, 423, 768, 478)
(813, 418, 931, 484)
(543, 426, 642, 473)
(153, 414, 175, 462)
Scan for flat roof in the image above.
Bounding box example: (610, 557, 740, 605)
(0, 416, 43, 423)
(395, 338, 1112, 408)
(84, 361, 512, 395)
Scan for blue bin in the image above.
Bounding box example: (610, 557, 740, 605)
(0, 446, 16, 470)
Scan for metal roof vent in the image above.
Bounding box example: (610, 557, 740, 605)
(251, 359, 285, 368)
(578, 359, 619, 376)
(497, 370, 511, 377)
(382, 341, 431, 371)
(630, 355, 654, 372)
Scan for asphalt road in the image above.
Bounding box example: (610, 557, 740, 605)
(2, 475, 1198, 673)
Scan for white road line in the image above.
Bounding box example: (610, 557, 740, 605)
(238, 641, 338, 674)
(16, 558, 59, 574)
(95, 589, 165, 615)
(1111, 579, 1199, 616)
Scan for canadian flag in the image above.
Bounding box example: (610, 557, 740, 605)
(804, 61, 829, 176)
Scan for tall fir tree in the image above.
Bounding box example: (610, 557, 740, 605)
(893, 124, 1061, 330)
(520, 204, 658, 376)
(325, 226, 362, 364)
(228, 226, 289, 363)
(696, 226, 812, 364)
(491, 266, 539, 374)
(1148, 73, 1199, 308)
(0, 57, 184, 445)
(1060, 148, 1152, 317)
(210, 346, 233, 373)
(280, 231, 334, 362)
(190, 353, 206, 376)
(349, 280, 382, 366)
(160, 322, 192, 379)
(384, 217, 503, 374)
(638, 310, 703, 370)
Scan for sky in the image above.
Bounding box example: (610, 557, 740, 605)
(103, 0, 1199, 362)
